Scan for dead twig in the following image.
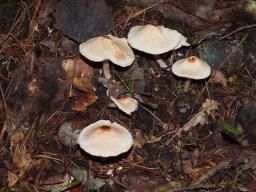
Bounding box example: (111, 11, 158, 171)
(194, 161, 230, 186)
(111, 176, 129, 190)
(139, 105, 166, 127)
(122, 3, 159, 33)
(220, 23, 256, 40)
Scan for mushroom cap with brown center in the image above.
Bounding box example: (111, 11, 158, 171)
(172, 56, 211, 79)
(77, 120, 133, 157)
(79, 35, 135, 67)
(110, 96, 138, 115)
(127, 24, 190, 55)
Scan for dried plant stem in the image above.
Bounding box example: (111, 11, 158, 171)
(139, 105, 166, 126)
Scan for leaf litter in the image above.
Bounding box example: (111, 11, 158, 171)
(0, 0, 256, 191)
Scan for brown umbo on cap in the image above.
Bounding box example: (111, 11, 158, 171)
(172, 56, 211, 79)
(77, 120, 133, 157)
(110, 96, 138, 115)
(79, 35, 135, 67)
(128, 24, 190, 55)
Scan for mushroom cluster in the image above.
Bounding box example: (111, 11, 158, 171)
(75, 24, 212, 159)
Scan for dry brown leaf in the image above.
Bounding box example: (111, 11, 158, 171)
(202, 99, 219, 116)
(7, 171, 20, 187)
(134, 129, 160, 148)
(41, 173, 69, 191)
(182, 160, 194, 175)
(190, 166, 211, 181)
(182, 160, 211, 181)
(134, 129, 145, 148)
(71, 90, 98, 111)
(175, 99, 219, 138)
(212, 69, 227, 87)
(62, 55, 94, 92)
(11, 132, 32, 170)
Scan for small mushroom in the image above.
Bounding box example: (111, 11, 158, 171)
(77, 120, 133, 157)
(128, 24, 190, 68)
(79, 35, 135, 79)
(110, 95, 138, 115)
(172, 56, 211, 92)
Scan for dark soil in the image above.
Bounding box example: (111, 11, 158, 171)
(0, 0, 256, 192)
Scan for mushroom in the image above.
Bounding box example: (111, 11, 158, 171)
(79, 35, 135, 79)
(77, 120, 133, 157)
(172, 56, 211, 92)
(110, 95, 138, 115)
(128, 24, 190, 68)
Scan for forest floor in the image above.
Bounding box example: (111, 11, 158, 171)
(0, 0, 256, 191)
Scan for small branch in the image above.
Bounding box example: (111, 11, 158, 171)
(139, 105, 166, 127)
(194, 161, 230, 185)
(220, 23, 256, 40)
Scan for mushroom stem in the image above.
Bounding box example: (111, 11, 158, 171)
(184, 79, 191, 93)
(103, 60, 111, 79)
(168, 54, 174, 65)
(154, 55, 168, 68)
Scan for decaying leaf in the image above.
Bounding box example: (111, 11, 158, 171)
(98, 77, 126, 98)
(41, 173, 70, 191)
(7, 171, 20, 187)
(175, 99, 219, 137)
(201, 99, 219, 116)
(71, 90, 98, 112)
(58, 122, 80, 147)
(8, 132, 33, 187)
(11, 132, 32, 170)
(62, 56, 94, 92)
(134, 129, 160, 148)
(54, 0, 112, 43)
(212, 69, 227, 87)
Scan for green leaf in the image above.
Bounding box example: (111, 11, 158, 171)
(184, 135, 197, 144)
(222, 122, 239, 135)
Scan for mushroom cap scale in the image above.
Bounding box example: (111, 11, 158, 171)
(77, 120, 133, 157)
(128, 24, 190, 55)
(79, 35, 135, 67)
(110, 96, 138, 115)
(172, 56, 211, 79)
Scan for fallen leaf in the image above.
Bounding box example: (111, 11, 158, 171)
(41, 173, 70, 191)
(98, 77, 126, 98)
(212, 69, 227, 87)
(71, 90, 98, 111)
(202, 99, 219, 116)
(54, 0, 112, 43)
(134, 129, 160, 148)
(62, 56, 94, 92)
(11, 132, 32, 170)
(182, 160, 194, 175)
(134, 129, 145, 148)
(7, 171, 20, 187)
(40, 39, 57, 53)
(236, 96, 256, 144)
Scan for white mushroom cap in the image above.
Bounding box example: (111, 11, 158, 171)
(127, 24, 190, 55)
(172, 56, 211, 79)
(79, 35, 135, 67)
(77, 120, 133, 157)
(110, 96, 138, 115)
